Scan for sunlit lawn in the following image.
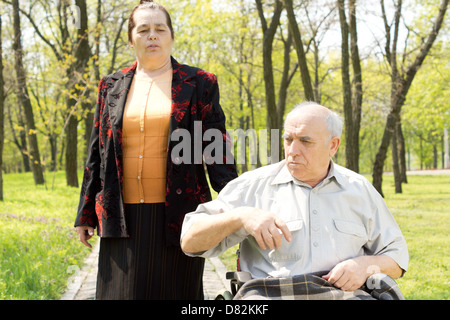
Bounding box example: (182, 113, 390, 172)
(381, 174, 449, 300)
(0, 171, 92, 300)
(219, 173, 450, 300)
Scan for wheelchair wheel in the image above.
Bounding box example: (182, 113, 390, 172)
(215, 289, 233, 300)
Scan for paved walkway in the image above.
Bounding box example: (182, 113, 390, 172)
(60, 239, 229, 300)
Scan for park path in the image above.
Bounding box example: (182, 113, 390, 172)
(60, 239, 229, 300)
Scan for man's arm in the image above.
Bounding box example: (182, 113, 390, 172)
(181, 207, 292, 254)
(322, 255, 403, 291)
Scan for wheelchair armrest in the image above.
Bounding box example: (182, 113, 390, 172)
(226, 271, 252, 284)
(226, 271, 252, 295)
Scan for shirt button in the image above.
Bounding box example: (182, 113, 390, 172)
(137, 176, 141, 180)
(313, 242, 319, 247)
(140, 199, 144, 203)
(176, 188, 182, 195)
(313, 210, 318, 215)
(139, 155, 143, 159)
(140, 127, 144, 132)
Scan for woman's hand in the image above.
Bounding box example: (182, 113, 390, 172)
(76, 226, 95, 248)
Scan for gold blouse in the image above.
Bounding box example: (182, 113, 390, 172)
(122, 67, 173, 204)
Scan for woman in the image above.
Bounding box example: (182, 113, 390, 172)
(74, 0, 237, 300)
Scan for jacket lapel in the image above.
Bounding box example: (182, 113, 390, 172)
(107, 63, 137, 132)
(169, 57, 195, 134)
(105, 63, 136, 191)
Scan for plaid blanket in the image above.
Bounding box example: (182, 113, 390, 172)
(233, 272, 404, 300)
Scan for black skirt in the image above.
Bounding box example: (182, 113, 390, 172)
(96, 203, 205, 300)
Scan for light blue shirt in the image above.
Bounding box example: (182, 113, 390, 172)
(181, 160, 409, 279)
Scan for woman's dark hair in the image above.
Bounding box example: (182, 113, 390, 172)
(128, 0, 174, 43)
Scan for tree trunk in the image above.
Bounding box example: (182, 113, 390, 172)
(337, 0, 363, 173)
(372, 0, 448, 196)
(255, 0, 283, 162)
(6, 104, 30, 172)
(391, 114, 402, 193)
(277, 29, 293, 130)
(397, 120, 407, 183)
(283, 0, 315, 102)
(82, 0, 101, 156)
(12, 0, 44, 185)
(65, 0, 91, 187)
(349, 0, 362, 173)
(0, 14, 5, 200)
(444, 128, 449, 168)
(337, 0, 355, 171)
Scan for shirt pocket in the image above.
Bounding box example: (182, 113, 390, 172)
(269, 219, 304, 262)
(333, 219, 368, 261)
(286, 219, 303, 232)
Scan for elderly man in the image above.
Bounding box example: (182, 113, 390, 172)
(180, 102, 408, 293)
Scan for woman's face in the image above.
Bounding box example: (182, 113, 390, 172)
(129, 8, 173, 68)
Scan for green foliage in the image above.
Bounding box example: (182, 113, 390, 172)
(402, 44, 450, 169)
(0, 171, 91, 300)
(1, 0, 448, 175)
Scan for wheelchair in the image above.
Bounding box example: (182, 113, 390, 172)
(214, 250, 405, 300)
(215, 249, 250, 300)
(215, 270, 252, 300)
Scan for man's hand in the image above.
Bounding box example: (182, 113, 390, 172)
(181, 206, 292, 254)
(239, 208, 292, 250)
(76, 226, 95, 248)
(322, 255, 403, 291)
(322, 256, 370, 291)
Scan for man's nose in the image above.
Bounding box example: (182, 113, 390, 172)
(288, 140, 301, 157)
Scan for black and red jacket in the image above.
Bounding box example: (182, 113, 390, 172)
(75, 57, 237, 246)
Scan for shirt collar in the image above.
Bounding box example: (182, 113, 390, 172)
(271, 160, 295, 185)
(326, 160, 346, 188)
(271, 159, 345, 189)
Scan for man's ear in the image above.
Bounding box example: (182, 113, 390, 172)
(329, 137, 340, 157)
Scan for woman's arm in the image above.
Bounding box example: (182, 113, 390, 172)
(197, 71, 238, 192)
(74, 77, 106, 236)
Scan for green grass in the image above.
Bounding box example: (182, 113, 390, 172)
(381, 174, 449, 300)
(0, 171, 93, 300)
(218, 174, 450, 300)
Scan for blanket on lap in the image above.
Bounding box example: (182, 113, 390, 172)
(233, 272, 404, 300)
